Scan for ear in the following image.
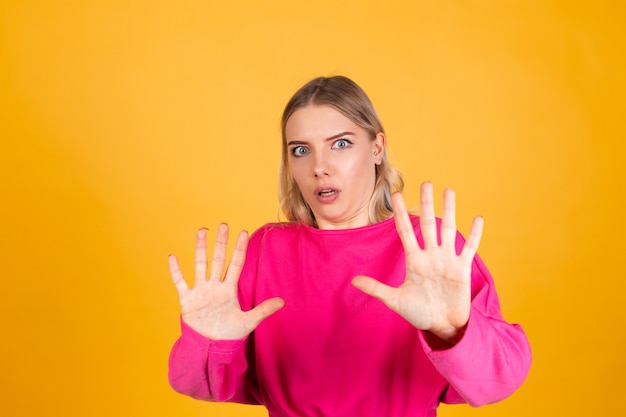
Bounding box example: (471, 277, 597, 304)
(373, 132, 386, 164)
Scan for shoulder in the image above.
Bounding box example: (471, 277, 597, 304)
(250, 222, 303, 237)
(248, 222, 304, 247)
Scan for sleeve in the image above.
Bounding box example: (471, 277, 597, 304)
(167, 226, 268, 404)
(168, 318, 260, 404)
(420, 238, 532, 407)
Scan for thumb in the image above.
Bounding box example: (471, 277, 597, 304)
(244, 297, 285, 333)
(352, 275, 397, 308)
(352, 275, 399, 312)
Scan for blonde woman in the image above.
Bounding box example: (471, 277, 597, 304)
(168, 76, 531, 416)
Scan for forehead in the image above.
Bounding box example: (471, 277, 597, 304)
(284, 105, 363, 140)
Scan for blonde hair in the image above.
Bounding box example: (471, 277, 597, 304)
(279, 75, 404, 227)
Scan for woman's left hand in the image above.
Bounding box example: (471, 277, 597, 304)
(352, 182, 483, 345)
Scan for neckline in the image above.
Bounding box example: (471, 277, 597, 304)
(299, 216, 396, 235)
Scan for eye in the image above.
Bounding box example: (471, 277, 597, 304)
(291, 146, 309, 157)
(332, 139, 352, 149)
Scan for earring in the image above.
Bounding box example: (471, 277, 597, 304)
(374, 151, 378, 155)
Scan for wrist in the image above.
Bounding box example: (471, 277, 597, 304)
(425, 323, 467, 350)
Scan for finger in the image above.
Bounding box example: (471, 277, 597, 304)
(440, 188, 457, 249)
(419, 181, 437, 248)
(168, 254, 189, 298)
(351, 275, 400, 311)
(460, 215, 484, 263)
(243, 297, 285, 333)
(209, 223, 229, 282)
(391, 192, 420, 256)
(224, 230, 249, 284)
(194, 228, 208, 286)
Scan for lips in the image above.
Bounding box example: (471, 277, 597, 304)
(318, 189, 336, 196)
(314, 186, 340, 203)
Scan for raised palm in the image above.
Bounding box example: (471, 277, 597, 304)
(169, 224, 285, 340)
(352, 182, 483, 345)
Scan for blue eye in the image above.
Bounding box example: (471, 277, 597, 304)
(291, 146, 308, 157)
(333, 139, 352, 149)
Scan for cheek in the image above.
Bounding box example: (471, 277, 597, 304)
(345, 155, 376, 185)
(288, 163, 303, 182)
(288, 162, 309, 191)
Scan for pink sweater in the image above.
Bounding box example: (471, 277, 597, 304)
(169, 217, 531, 416)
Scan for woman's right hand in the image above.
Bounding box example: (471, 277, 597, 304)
(169, 224, 285, 340)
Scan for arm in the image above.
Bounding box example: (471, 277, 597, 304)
(422, 253, 531, 406)
(167, 225, 284, 403)
(353, 183, 531, 405)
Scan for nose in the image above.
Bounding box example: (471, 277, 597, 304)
(313, 154, 329, 177)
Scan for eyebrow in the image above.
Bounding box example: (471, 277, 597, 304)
(287, 131, 356, 146)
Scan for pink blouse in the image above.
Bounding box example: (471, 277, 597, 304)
(169, 217, 531, 416)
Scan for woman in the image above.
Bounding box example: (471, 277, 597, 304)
(168, 76, 531, 416)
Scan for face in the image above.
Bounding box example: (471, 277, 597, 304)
(284, 105, 385, 230)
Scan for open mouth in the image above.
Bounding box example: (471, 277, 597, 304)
(317, 189, 338, 197)
(314, 187, 340, 202)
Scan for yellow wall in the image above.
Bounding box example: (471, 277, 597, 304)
(1, 1, 624, 416)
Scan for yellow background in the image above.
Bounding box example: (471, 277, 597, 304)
(1, 1, 624, 416)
